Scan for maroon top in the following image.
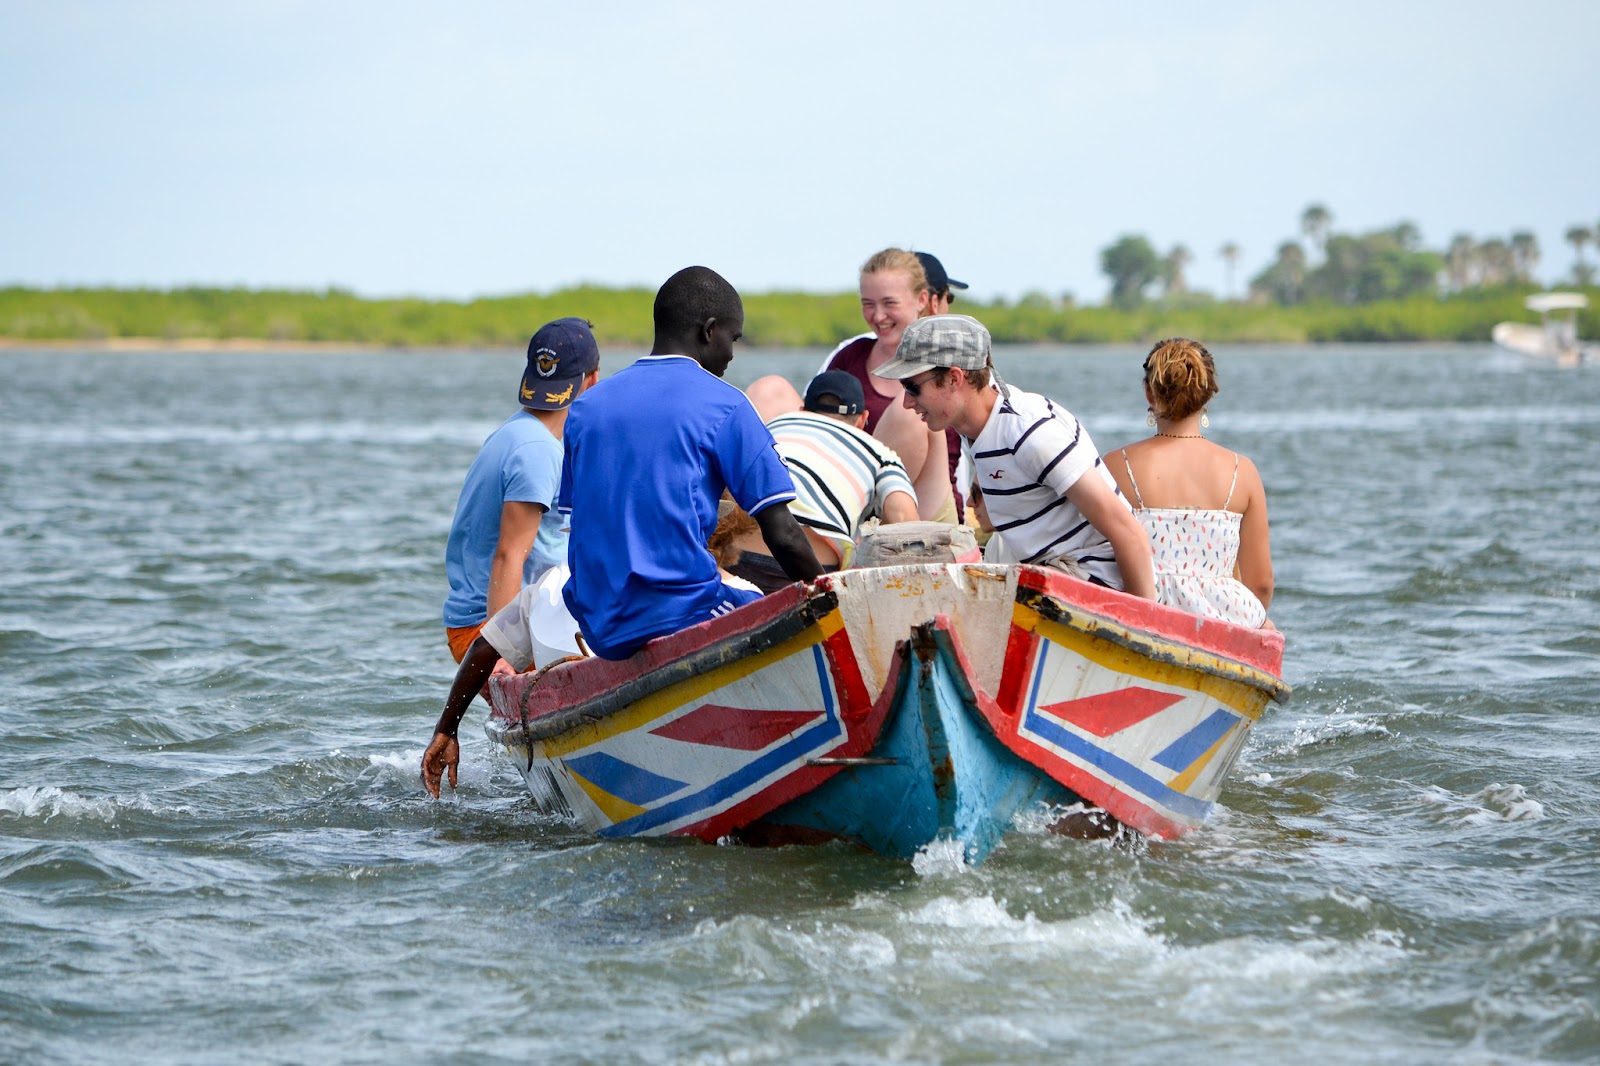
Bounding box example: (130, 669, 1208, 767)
(825, 337, 965, 520)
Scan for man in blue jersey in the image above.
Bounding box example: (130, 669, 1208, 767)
(441, 317, 600, 663)
(558, 266, 822, 660)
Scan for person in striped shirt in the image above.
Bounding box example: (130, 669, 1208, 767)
(725, 370, 921, 591)
(873, 315, 1155, 599)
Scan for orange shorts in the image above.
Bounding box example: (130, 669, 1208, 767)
(446, 622, 486, 663)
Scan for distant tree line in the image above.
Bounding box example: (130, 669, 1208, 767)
(1098, 204, 1599, 310)
(4, 281, 1592, 348)
(4, 205, 1597, 349)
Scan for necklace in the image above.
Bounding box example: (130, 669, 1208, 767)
(1154, 431, 1204, 439)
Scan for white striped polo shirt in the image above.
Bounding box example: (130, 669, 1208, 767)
(968, 385, 1130, 587)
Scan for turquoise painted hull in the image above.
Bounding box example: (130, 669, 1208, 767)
(758, 625, 1072, 864)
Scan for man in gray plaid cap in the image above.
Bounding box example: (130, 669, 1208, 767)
(872, 315, 1154, 597)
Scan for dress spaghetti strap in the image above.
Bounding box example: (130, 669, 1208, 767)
(1222, 453, 1240, 510)
(1119, 449, 1146, 509)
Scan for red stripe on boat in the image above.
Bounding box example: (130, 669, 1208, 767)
(1039, 688, 1186, 738)
(649, 706, 825, 751)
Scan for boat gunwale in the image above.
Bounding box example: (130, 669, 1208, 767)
(1015, 581, 1292, 703)
(486, 584, 841, 748)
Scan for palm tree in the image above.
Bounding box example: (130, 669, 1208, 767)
(1567, 225, 1594, 278)
(1300, 203, 1332, 262)
(1476, 239, 1515, 287)
(1447, 234, 1476, 291)
(1510, 231, 1540, 284)
(1162, 244, 1192, 297)
(1219, 242, 1241, 299)
(1249, 241, 1307, 305)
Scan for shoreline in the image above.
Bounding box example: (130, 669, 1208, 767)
(0, 336, 1490, 354)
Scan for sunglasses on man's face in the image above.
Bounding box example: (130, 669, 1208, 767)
(902, 370, 942, 398)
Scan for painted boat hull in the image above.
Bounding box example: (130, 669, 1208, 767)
(485, 564, 1289, 863)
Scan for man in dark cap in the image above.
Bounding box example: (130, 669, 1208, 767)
(442, 317, 600, 663)
(914, 251, 969, 315)
(725, 369, 921, 591)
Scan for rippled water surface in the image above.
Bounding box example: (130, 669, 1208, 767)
(3, 344, 1598, 1064)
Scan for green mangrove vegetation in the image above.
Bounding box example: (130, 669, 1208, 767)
(4, 205, 1595, 348)
(3, 282, 1592, 349)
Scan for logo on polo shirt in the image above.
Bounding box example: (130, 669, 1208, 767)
(988, 469, 1006, 479)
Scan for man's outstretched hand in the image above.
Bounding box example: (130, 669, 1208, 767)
(421, 732, 460, 798)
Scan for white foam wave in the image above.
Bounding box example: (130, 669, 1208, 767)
(910, 835, 972, 877)
(690, 914, 900, 979)
(0, 785, 183, 822)
(1417, 782, 1546, 825)
(368, 746, 495, 794)
(883, 893, 1405, 994)
(1265, 715, 1391, 755)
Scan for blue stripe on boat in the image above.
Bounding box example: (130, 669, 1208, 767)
(563, 751, 689, 806)
(1023, 645, 1213, 821)
(1151, 708, 1237, 772)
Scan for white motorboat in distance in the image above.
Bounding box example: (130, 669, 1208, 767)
(1492, 292, 1597, 368)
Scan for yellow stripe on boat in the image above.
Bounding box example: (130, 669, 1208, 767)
(570, 769, 648, 825)
(535, 608, 844, 759)
(1164, 720, 1239, 793)
(1013, 603, 1269, 719)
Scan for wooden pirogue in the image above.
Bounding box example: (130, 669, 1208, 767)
(484, 562, 1289, 865)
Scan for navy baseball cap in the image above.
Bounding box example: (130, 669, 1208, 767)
(520, 317, 599, 410)
(915, 252, 968, 294)
(804, 370, 866, 415)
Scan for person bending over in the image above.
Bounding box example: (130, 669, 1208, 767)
(726, 369, 921, 591)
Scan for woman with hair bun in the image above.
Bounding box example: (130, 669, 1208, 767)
(1108, 338, 1274, 627)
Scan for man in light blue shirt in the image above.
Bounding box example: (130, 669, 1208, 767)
(442, 317, 599, 662)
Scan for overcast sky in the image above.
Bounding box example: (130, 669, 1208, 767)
(3, 1, 1596, 304)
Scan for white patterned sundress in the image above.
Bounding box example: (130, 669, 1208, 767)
(1119, 450, 1267, 628)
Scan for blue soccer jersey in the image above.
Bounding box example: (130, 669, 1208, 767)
(558, 355, 795, 659)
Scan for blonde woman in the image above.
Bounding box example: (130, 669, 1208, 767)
(747, 248, 957, 522)
(1108, 338, 1273, 627)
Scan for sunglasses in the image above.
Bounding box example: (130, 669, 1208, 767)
(902, 370, 943, 398)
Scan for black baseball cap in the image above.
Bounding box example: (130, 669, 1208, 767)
(915, 252, 969, 294)
(803, 370, 866, 415)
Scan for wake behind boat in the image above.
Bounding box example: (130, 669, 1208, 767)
(1493, 292, 1597, 368)
(483, 559, 1289, 865)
